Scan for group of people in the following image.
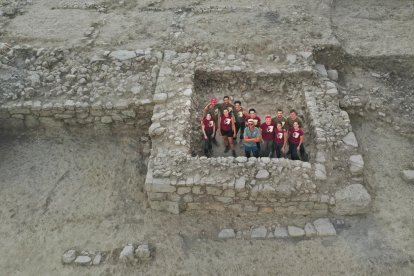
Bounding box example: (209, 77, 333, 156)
(200, 96, 308, 161)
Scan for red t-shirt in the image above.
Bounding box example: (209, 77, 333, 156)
(289, 128, 304, 145)
(274, 128, 287, 144)
(260, 122, 275, 141)
(203, 118, 214, 134)
(220, 115, 233, 131)
(245, 115, 261, 127)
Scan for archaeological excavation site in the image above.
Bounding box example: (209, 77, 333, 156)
(0, 0, 413, 275)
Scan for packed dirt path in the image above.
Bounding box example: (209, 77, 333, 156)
(0, 118, 413, 275)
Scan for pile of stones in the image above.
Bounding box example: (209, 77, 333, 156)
(62, 242, 152, 266)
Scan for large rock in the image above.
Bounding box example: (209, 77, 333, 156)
(349, 155, 364, 175)
(315, 64, 328, 78)
(109, 50, 136, 61)
(119, 245, 135, 261)
(327, 69, 338, 81)
(256, 169, 270, 179)
(313, 218, 336, 236)
(288, 226, 305, 237)
(218, 229, 236, 239)
(74, 255, 92, 265)
(62, 250, 77, 264)
(343, 132, 359, 148)
(251, 226, 268, 239)
(274, 227, 289, 238)
(332, 184, 371, 215)
(401, 170, 414, 183)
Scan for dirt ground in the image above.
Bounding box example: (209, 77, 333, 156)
(1, 0, 414, 275)
(0, 119, 413, 275)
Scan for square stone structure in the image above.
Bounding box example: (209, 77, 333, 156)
(146, 51, 371, 215)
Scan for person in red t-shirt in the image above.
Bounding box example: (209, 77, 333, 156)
(288, 122, 304, 160)
(259, 115, 275, 157)
(220, 109, 237, 157)
(201, 113, 215, 157)
(274, 122, 287, 158)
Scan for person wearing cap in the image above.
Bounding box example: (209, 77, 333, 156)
(233, 100, 249, 146)
(243, 118, 260, 158)
(217, 95, 235, 115)
(245, 108, 261, 150)
(271, 109, 287, 130)
(203, 98, 220, 143)
(201, 113, 215, 157)
(273, 122, 287, 158)
(219, 109, 237, 157)
(259, 115, 276, 157)
(288, 121, 304, 160)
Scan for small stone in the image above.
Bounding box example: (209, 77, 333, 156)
(327, 70, 338, 81)
(135, 244, 151, 260)
(287, 226, 305, 237)
(315, 163, 327, 181)
(236, 156, 247, 163)
(62, 250, 77, 264)
(109, 50, 136, 61)
(74, 255, 92, 265)
(286, 54, 297, 64)
(101, 116, 112, 124)
(251, 226, 268, 239)
(92, 253, 102, 265)
(304, 223, 317, 237)
(343, 132, 358, 148)
(349, 155, 364, 175)
(218, 229, 236, 239)
(313, 218, 336, 236)
(315, 64, 328, 77)
(119, 245, 135, 261)
(401, 170, 414, 183)
(235, 177, 246, 190)
(256, 169, 270, 179)
(274, 227, 289, 238)
(297, 51, 313, 61)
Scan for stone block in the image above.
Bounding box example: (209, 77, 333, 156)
(251, 226, 267, 239)
(287, 226, 305, 237)
(74, 255, 92, 265)
(315, 64, 328, 77)
(327, 69, 338, 81)
(215, 196, 233, 204)
(349, 155, 364, 175)
(149, 200, 184, 214)
(332, 184, 371, 215)
(119, 245, 135, 261)
(401, 170, 414, 183)
(274, 227, 289, 238)
(150, 178, 176, 193)
(343, 132, 358, 148)
(206, 187, 222, 196)
(256, 169, 270, 179)
(62, 250, 77, 264)
(218, 229, 236, 239)
(304, 223, 317, 237)
(147, 192, 167, 201)
(235, 177, 246, 191)
(135, 244, 151, 260)
(177, 187, 191, 195)
(313, 218, 336, 236)
(222, 189, 235, 197)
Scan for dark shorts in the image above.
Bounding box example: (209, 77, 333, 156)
(221, 129, 234, 137)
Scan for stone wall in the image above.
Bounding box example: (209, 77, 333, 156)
(146, 154, 333, 215)
(0, 98, 154, 134)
